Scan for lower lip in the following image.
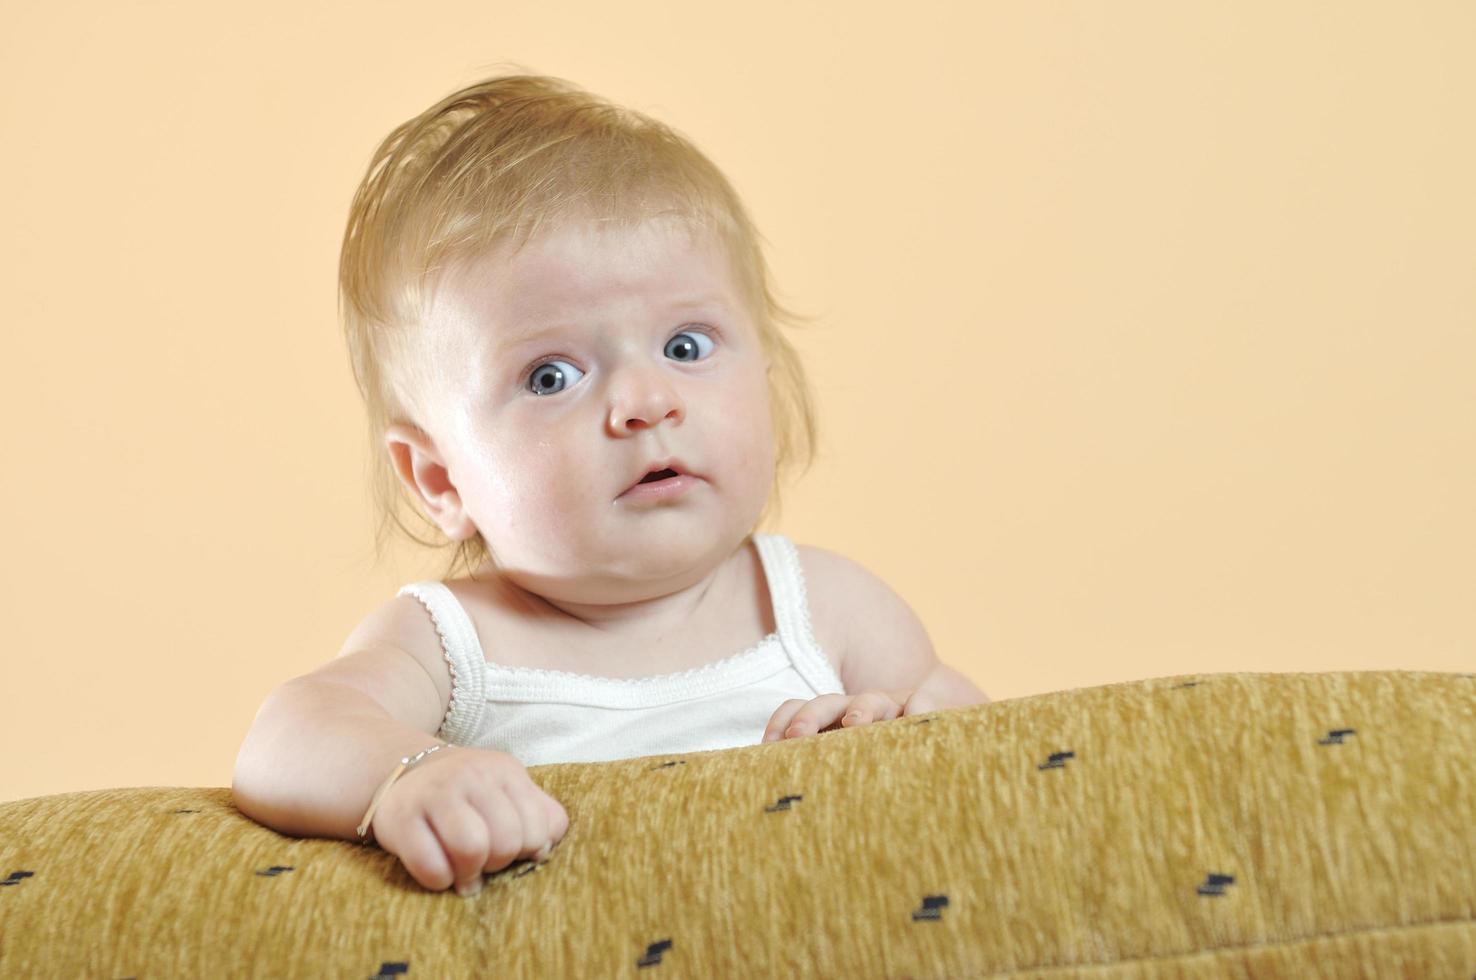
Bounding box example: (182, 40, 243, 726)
(617, 474, 702, 502)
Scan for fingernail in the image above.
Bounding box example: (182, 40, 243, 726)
(456, 878, 483, 898)
(535, 841, 553, 863)
(844, 713, 860, 724)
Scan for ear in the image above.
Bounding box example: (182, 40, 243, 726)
(383, 422, 479, 542)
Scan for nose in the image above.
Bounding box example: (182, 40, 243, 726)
(606, 363, 685, 436)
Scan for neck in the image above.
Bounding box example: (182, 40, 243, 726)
(535, 567, 723, 639)
(482, 541, 747, 642)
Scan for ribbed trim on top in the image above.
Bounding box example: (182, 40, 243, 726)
(751, 534, 846, 698)
(395, 581, 487, 746)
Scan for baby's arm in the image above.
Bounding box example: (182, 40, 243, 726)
(763, 546, 989, 742)
(232, 597, 568, 895)
(231, 649, 454, 841)
(232, 594, 455, 839)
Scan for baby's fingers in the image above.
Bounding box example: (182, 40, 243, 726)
(381, 814, 458, 893)
(762, 695, 849, 742)
(427, 795, 503, 895)
(496, 780, 561, 871)
(839, 690, 905, 728)
(761, 699, 806, 742)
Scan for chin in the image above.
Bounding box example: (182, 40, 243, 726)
(616, 532, 730, 577)
(503, 533, 727, 602)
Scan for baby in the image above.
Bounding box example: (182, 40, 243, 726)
(232, 72, 988, 898)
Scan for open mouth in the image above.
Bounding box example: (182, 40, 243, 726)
(638, 468, 680, 484)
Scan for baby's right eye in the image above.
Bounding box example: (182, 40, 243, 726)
(526, 359, 585, 396)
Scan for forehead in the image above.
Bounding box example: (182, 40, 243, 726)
(424, 217, 743, 355)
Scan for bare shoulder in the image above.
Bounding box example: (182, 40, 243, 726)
(298, 591, 454, 736)
(792, 542, 939, 696)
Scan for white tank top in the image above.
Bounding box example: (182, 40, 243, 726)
(395, 533, 847, 766)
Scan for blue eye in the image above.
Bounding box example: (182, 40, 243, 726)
(526, 359, 585, 396)
(664, 330, 714, 362)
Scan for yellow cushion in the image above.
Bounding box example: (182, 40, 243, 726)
(2, 670, 1474, 977)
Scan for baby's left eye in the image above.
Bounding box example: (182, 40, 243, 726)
(664, 330, 714, 362)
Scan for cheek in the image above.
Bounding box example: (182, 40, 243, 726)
(476, 428, 585, 532)
(714, 374, 776, 479)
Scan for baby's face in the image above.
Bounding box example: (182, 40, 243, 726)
(414, 216, 776, 604)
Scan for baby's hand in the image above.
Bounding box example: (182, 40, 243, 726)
(367, 746, 569, 897)
(761, 689, 931, 743)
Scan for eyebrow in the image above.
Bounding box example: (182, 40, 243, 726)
(493, 297, 728, 355)
(668, 296, 726, 311)
(494, 324, 565, 358)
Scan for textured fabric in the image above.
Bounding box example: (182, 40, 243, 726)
(4, 671, 1475, 978)
(395, 533, 847, 766)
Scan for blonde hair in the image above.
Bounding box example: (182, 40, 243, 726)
(338, 69, 819, 580)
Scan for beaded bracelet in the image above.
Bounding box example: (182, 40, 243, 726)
(356, 743, 448, 844)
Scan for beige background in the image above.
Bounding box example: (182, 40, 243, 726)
(2, 3, 1471, 804)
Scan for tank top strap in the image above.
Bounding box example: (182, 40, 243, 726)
(751, 533, 847, 695)
(396, 581, 488, 746)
